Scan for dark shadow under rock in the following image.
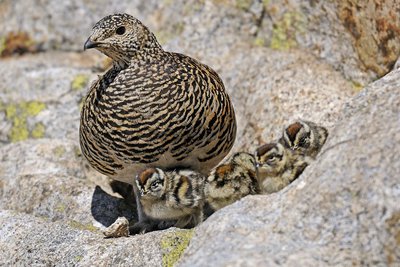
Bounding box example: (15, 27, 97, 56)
(91, 185, 136, 227)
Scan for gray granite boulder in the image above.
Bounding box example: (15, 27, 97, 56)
(1, 0, 399, 85)
(0, 210, 194, 266)
(178, 68, 400, 266)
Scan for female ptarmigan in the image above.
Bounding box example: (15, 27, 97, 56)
(79, 14, 236, 220)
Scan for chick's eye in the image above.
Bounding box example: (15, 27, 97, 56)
(150, 181, 159, 189)
(267, 155, 276, 162)
(116, 26, 126, 35)
(299, 137, 308, 146)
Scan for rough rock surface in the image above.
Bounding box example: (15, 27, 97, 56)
(1, 0, 399, 85)
(178, 69, 400, 266)
(0, 210, 194, 266)
(0, 0, 399, 266)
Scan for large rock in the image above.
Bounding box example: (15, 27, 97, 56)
(220, 46, 354, 152)
(0, 210, 194, 266)
(178, 68, 400, 266)
(0, 52, 98, 143)
(1, 1, 399, 85)
(0, 138, 136, 227)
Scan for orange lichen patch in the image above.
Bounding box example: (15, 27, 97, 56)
(384, 212, 400, 265)
(0, 32, 37, 57)
(338, 0, 400, 77)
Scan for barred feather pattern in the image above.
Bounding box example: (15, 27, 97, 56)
(80, 23, 236, 183)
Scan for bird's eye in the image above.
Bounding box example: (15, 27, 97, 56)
(116, 26, 126, 35)
(150, 181, 159, 190)
(298, 137, 308, 147)
(267, 154, 276, 162)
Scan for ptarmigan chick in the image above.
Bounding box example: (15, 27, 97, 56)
(134, 168, 205, 231)
(255, 143, 309, 194)
(279, 120, 328, 158)
(204, 152, 259, 214)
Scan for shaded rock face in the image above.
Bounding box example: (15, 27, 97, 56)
(0, 0, 399, 266)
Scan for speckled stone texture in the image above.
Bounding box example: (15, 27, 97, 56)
(0, 0, 399, 266)
(1, 1, 399, 85)
(0, 210, 178, 266)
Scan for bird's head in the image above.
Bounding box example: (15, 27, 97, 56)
(231, 152, 257, 171)
(136, 168, 166, 200)
(255, 142, 287, 174)
(281, 121, 312, 151)
(84, 13, 162, 65)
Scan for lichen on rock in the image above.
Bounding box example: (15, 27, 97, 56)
(0, 101, 46, 142)
(270, 11, 306, 50)
(161, 229, 194, 267)
(71, 74, 89, 91)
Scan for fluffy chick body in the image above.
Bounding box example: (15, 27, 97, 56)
(255, 143, 309, 194)
(136, 168, 205, 228)
(205, 152, 259, 212)
(280, 120, 328, 158)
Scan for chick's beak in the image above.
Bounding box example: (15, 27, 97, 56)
(84, 38, 99, 50)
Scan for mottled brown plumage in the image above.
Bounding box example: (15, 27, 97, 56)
(204, 152, 259, 213)
(255, 142, 309, 194)
(80, 14, 236, 181)
(79, 14, 236, 222)
(279, 120, 328, 159)
(133, 168, 205, 233)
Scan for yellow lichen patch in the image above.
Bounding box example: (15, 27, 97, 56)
(5, 104, 17, 119)
(0, 32, 36, 57)
(262, 0, 270, 6)
(9, 116, 29, 142)
(270, 12, 306, 50)
(74, 256, 83, 262)
(235, 0, 252, 10)
(161, 229, 194, 267)
(68, 220, 98, 233)
(351, 80, 364, 92)
(253, 37, 265, 47)
(71, 74, 89, 91)
(53, 146, 66, 158)
(55, 203, 66, 212)
(1, 101, 46, 142)
(31, 122, 45, 139)
(0, 36, 6, 56)
(22, 101, 46, 116)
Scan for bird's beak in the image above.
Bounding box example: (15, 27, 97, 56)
(84, 38, 99, 50)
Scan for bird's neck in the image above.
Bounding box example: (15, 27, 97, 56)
(129, 32, 164, 65)
(113, 59, 129, 70)
(109, 38, 164, 69)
